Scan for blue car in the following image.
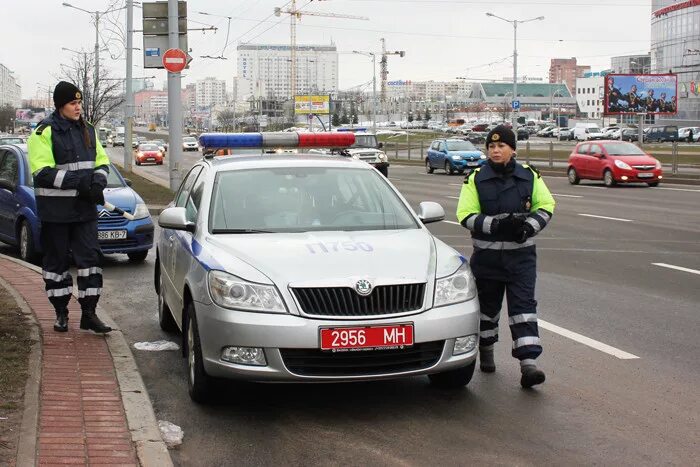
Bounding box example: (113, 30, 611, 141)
(0, 143, 154, 263)
(426, 138, 487, 175)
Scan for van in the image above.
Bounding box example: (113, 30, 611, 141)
(573, 126, 605, 141)
(645, 125, 678, 143)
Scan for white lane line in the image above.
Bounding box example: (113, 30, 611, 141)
(443, 220, 461, 226)
(446, 196, 460, 199)
(538, 319, 639, 360)
(552, 193, 583, 198)
(655, 187, 700, 193)
(652, 262, 700, 276)
(578, 213, 633, 222)
(448, 183, 462, 186)
(575, 185, 607, 190)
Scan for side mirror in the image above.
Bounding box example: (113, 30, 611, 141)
(0, 178, 15, 192)
(417, 201, 445, 224)
(158, 207, 195, 232)
(124, 178, 133, 187)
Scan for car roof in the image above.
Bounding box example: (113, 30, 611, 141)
(204, 154, 371, 171)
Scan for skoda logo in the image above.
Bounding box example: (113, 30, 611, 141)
(98, 209, 110, 218)
(355, 279, 373, 296)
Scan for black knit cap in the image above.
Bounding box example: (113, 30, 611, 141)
(53, 81, 82, 109)
(486, 125, 516, 150)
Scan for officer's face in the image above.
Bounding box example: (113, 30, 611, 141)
(59, 99, 82, 121)
(487, 142, 514, 164)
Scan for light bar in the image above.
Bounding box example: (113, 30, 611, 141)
(198, 132, 355, 149)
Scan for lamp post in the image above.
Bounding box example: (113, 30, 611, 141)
(353, 50, 377, 134)
(485, 12, 544, 131)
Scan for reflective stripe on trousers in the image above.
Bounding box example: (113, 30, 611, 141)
(473, 238, 535, 250)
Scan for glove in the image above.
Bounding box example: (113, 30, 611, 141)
(89, 183, 105, 206)
(77, 175, 92, 199)
(493, 214, 525, 238)
(515, 222, 535, 244)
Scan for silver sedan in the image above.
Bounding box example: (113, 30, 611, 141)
(155, 154, 479, 402)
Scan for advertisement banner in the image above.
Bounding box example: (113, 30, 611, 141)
(294, 95, 330, 115)
(604, 74, 677, 115)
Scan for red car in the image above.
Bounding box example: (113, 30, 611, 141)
(567, 141, 663, 187)
(134, 143, 164, 166)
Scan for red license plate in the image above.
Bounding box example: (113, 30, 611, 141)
(320, 324, 414, 351)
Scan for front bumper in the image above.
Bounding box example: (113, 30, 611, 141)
(196, 298, 479, 382)
(450, 159, 484, 170)
(99, 219, 154, 254)
(612, 168, 663, 183)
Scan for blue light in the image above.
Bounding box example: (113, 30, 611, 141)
(199, 133, 263, 148)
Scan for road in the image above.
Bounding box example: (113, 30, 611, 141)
(3, 164, 698, 465)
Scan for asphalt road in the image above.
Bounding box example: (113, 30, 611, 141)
(4, 163, 698, 465)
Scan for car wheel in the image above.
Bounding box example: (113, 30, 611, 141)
(445, 161, 454, 175)
(157, 161, 163, 165)
(567, 167, 580, 185)
(185, 302, 212, 403)
(428, 361, 476, 389)
(155, 260, 178, 332)
(18, 220, 38, 264)
(127, 250, 148, 263)
(135, 160, 141, 166)
(425, 159, 434, 174)
(603, 169, 616, 187)
(647, 182, 660, 187)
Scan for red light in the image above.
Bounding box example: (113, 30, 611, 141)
(298, 133, 355, 148)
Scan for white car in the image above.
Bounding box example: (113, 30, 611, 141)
(678, 127, 700, 142)
(182, 136, 199, 152)
(574, 126, 605, 141)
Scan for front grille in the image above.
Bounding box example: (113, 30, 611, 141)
(97, 210, 130, 228)
(292, 283, 426, 317)
(632, 165, 655, 170)
(281, 340, 445, 377)
(100, 239, 138, 248)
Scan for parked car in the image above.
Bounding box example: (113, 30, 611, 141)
(0, 136, 25, 145)
(516, 128, 530, 140)
(472, 123, 489, 132)
(678, 127, 699, 142)
(426, 139, 486, 175)
(536, 126, 556, 137)
(558, 127, 574, 141)
(645, 125, 678, 143)
(620, 128, 640, 142)
(567, 141, 662, 187)
(134, 143, 164, 166)
(182, 136, 200, 152)
(0, 143, 154, 263)
(573, 126, 605, 141)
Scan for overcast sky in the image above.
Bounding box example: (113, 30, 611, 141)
(4, 0, 653, 99)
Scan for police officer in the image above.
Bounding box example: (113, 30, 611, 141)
(456, 125, 555, 388)
(27, 81, 112, 334)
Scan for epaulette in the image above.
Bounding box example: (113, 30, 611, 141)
(35, 123, 49, 135)
(523, 163, 541, 179)
(463, 167, 480, 184)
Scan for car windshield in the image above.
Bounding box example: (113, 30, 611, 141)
(589, 127, 602, 133)
(106, 166, 125, 188)
(0, 138, 24, 144)
(446, 141, 477, 151)
(210, 167, 419, 233)
(183, 137, 197, 142)
(139, 144, 159, 151)
(351, 135, 378, 148)
(602, 142, 647, 155)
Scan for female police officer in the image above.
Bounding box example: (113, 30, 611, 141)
(456, 125, 554, 388)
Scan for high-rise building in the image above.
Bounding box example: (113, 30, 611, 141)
(611, 54, 651, 74)
(0, 63, 21, 108)
(236, 43, 339, 100)
(549, 58, 590, 96)
(651, 0, 700, 124)
(196, 77, 227, 109)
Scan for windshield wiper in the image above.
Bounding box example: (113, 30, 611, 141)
(211, 228, 274, 234)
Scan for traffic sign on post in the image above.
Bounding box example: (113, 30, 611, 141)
(512, 100, 521, 110)
(162, 48, 187, 73)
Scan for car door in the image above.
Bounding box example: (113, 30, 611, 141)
(427, 141, 439, 167)
(575, 143, 591, 178)
(0, 150, 20, 239)
(436, 141, 447, 167)
(587, 144, 605, 179)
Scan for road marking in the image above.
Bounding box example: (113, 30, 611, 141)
(652, 263, 700, 276)
(538, 320, 639, 359)
(578, 213, 633, 222)
(446, 196, 460, 199)
(443, 220, 461, 226)
(655, 187, 700, 193)
(448, 183, 462, 186)
(552, 193, 583, 198)
(575, 185, 607, 190)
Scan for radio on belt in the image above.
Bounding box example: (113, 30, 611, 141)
(199, 132, 356, 157)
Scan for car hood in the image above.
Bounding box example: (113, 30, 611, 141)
(447, 150, 483, 159)
(202, 229, 461, 288)
(609, 155, 657, 164)
(104, 186, 137, 210)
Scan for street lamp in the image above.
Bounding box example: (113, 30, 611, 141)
(486, 12, 544, 131)
(353, 50, 377, 134)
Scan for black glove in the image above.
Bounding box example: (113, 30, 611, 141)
(493, 214, 525, 238)
(515, 222, 535, 244)
(90, 183, 105, 206)
(77, 175, 92, 199)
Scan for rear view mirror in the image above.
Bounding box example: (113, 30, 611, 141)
(418, 201, 445, 224)
(159, 207, 195, 232)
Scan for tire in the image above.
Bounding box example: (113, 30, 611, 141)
(157, 161, 163, 165)
(428, 361, 476, 389)
(185, 302, 213, 403)
(567, 167, 580, 185)
(18, 220, 38, 264)
(155, 259, 178, 332)
(127, 250, 149, 263)
(135, 160, 141, 166)
(425, 159, 434, 174)
(603, 169, 616, 187)
(445, 161, 455, 175)
(647, 182, 660, 187)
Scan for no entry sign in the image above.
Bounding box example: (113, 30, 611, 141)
(162, 48, 187, 73)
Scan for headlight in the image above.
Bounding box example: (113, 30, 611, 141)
(480, 153, 487, 159)
(208, 270, 286, 313)
(451, 155, 461, 160)
(133, 203, 150, 220)
(655, 159, 662, 169)
(377, 152, 388, 162)
(614, 159, 632, 170)
(434, 262, 476, 308)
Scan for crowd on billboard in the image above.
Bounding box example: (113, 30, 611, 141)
(605, 74, 677, 114)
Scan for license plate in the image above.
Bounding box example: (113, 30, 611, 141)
(467, 161, 479, 166)
(147, 158, 155, 161)
(320, 324, 414, 351)
(98, 230, 127, 240)
(637, 173, 653, 178)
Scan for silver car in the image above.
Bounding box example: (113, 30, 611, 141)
(155, 154, 479, 402)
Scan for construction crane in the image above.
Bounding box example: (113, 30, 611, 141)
(380, 38, 405, 113)
(275, 1, 368, 99)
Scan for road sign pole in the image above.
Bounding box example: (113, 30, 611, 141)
(124, 0, 134, 172)
(167, 0, 183, 191)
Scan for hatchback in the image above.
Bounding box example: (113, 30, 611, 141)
(426, 139, 486, 175)
(567, 141, 662, 187)
(134, 143, 164, 166)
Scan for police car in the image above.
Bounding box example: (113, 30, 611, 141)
(155, 132, 479, 402)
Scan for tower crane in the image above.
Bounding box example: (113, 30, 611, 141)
(380, 38, 405, 113)
(275, 1, 368, 99)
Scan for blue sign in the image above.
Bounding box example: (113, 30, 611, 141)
(512, 100, 521, 110)
(145, 48, 160, 57)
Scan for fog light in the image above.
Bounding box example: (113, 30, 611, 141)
(621, 175, 628, 181)
(221, 346, 266, 366)
(658, 175, 663, 179)
(453, 335, 477, 355)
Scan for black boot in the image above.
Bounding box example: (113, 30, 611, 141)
(80, 309, 112, 333)
(520, 364, 546, 389)
(53, 309, 69, 332)
(479, 345, 496, 373)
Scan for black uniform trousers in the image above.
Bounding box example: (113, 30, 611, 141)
(40, 221, 103, 313)
(470, 246, 542, 361)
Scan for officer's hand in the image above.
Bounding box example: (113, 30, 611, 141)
(90, 183, 105, 206)
(494, 214, 520, 237)
(515, 223, 535, 244)
(78, 176, 92, 199)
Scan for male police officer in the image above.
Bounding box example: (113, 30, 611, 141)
(27, 81, 112, 333)
(456, 125, 555, 388)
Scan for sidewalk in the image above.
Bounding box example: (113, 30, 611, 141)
(0, 255, 172, 466)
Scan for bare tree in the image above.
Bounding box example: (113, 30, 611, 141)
(58, 52, 124, 126)
(216, 109, 236, 131)
(0, 105, 16, 132)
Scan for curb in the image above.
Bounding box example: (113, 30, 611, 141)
(0, 254, 173, 467)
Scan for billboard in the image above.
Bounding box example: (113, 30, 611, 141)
(294, 95, 330, 115)
(604, 74, 677, 115)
